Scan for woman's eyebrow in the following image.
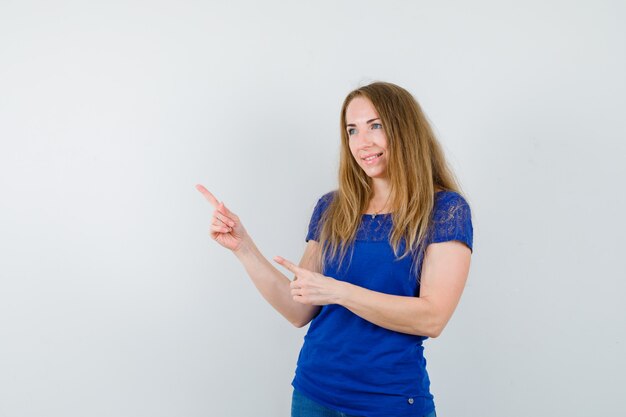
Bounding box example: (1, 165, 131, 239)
(346, 118, 381, 127)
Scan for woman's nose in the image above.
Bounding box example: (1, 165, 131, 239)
(355, 130, 373, 145)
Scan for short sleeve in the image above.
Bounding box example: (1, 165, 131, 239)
(305, 191, 335, 242)
(429, 192, 473, 252)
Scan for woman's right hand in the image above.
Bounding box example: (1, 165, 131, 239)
(196, 184, 249, 252)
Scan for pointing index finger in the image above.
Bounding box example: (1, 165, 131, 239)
(273, 256, 300, 274)
(195, 184, 220, 208)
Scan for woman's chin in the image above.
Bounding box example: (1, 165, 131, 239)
(364, 171, 388, 180)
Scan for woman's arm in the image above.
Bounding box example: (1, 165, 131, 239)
(235, 237, 322, 328)
(339, 241, 471, 337)
(274, 240, 471, 338)
(196, 184, 320, 328)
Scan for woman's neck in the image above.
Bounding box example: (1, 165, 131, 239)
(366, 179, 392, 215)
(370, 178, 391, 201)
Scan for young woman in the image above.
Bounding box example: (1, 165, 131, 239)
(197, 81, 473, 417)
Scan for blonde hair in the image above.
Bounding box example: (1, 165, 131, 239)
(315, 81, 464, 280)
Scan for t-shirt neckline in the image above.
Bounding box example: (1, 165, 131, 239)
(361, 190, 447, 217)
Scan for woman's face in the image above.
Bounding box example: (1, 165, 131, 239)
(345, 96, 389, 180)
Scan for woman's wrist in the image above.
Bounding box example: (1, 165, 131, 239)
(232, 234, 256, 258)
(333, 280, 353, 306)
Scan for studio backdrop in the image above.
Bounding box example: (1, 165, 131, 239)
(1, 1, 624, 416)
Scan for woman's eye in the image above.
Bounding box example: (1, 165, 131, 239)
(371, 123, 382, 130)
(348, 128, 356, 135)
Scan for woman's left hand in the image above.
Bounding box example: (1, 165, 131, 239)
(273, 256, 347, 306)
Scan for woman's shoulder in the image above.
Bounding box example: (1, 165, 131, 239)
(315, 190, 337, 207)
(320, 189, 337, 201)
(432, 190, 472, 223)
(435, 189, 470, 206)
(308, 190, 337, 216)
(430, 189, 473, 251)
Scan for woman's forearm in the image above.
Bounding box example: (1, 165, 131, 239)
(333, 243, 471, 338)
(337, 282, 441, 338)
(233, 236, 319, 327)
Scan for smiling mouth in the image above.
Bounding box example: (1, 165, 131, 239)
(362, 152, 383, 162)
(361, 152, 383, 161)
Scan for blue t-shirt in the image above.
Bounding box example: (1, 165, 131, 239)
(292, 190, 473, 417)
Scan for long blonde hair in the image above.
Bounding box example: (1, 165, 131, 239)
(315, 81, 464, 280)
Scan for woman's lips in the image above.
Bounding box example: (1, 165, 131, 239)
(362, 152, 383, 165)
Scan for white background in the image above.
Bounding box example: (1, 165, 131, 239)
(1, 1, 625, 416)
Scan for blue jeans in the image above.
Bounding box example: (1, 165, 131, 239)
(291, 389, 437, 417)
